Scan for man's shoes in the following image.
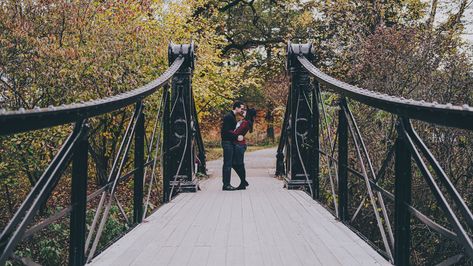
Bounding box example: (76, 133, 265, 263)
(222, 185, 237, 191)
(236, 184, 246, 190)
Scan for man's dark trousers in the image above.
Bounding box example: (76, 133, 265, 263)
(222, 140, 234, 186)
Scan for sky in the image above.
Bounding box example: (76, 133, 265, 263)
(432, 0, 473, 42)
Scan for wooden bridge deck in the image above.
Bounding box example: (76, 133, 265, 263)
(88, 148, 390, 266)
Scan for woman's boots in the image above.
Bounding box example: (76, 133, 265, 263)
(233, 164, 248, 190)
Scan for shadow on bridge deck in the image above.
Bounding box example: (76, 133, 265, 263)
(88, 148, 389, 266)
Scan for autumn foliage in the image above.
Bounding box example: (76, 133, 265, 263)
(1, 0, 473, 265)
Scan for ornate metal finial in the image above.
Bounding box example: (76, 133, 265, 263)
(168, 42, 195, 70)
(286, 42, 315, 71)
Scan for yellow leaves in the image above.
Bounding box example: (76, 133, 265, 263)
(295, 10, 315, 28)
(101, 131, 113, 139)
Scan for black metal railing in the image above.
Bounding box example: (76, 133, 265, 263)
(0, 43, 206, 265)
(277, 42, 473, 265)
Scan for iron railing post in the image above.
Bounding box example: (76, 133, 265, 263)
(394, 117, 412, 266)
(162, 85, 171, 203)
(337, 98, 349, 222)
(311, 82, 320, 200)
(285, 42, 316, 193)
(133, 103, 145, 224)
(288, 48, 298, 184)
(167, 42, 198, 192)
(69, 122, 89, 266)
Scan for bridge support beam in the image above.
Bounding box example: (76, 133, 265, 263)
(163, 85, 171, 203)
(394, 118, 412, 266)
(69, 122, 89, 266)
(311, 82, 320, 199)
(284, 42, 319, 197)
(165, 43, 198, 198)
(133, 104, 145, 224)
(338, 98, 349, 222)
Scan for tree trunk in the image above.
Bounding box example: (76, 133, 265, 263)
(265, 107, 275, 142)
(427, 0, 438, 29)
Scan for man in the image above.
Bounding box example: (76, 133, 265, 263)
(220, 101, 245, 191)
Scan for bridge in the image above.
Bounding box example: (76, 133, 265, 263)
(88, 148, 389, 266)
(0, 42, 472, 266)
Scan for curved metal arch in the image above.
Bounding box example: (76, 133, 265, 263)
(0, 56, 185, 135)
(296, 55, 473, 130)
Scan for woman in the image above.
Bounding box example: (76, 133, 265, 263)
(232, 108, 257, 190)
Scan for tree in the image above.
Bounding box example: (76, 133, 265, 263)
(192, 0, 311, 140)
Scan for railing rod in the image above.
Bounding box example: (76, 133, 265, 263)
(405, 122, 473, 229)
(20, 155, 149, 240)
(145, 93, 165, 161)
(133, 106, 145, 223)
(337, 159, 459, 241)
(375, 144, 395, 181)
(0, 122, 85, 265)
(351, 145, 394, 223)
(162, 85, 171, 203)
(85, 107, 140, 255)
(114, 195, 130, 225)
(297, 55, 473, 130)
(143, 93, 166, 219)
(86, 102, 144, 262)
(20, 156, 176, 237)
(350, 197, 365, 223)
(168, 87, 190, 201)
(342, 105, 394, 261)
(337, 98, 348, 221)
(435, 254, 463, 266)
(294, 87, 314, 198)
(329, 126, 338, 168)
(394, 123, 412, 266)
(407, 205, 457, 242)
(344, 102, 395, 248)
(316, 85, 338, 215)
(401, 124, 473, 258)
(0, 125, 80, 244)
(69, 121, 89, 266)
(0, 56, 182, 135)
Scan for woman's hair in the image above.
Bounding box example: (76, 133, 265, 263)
(244, 108, 257, 133)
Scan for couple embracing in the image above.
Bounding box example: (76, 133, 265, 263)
(220, 101, 257, 191)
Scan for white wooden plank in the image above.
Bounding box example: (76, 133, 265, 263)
(195, 190, 225, 247)
(209, 191, 231, 247)
(117, 193, 200, 265)
(180, 189, 220, 247)
(88, 193, 194, 265)
(144, 246, 177, 265)
(188, 246, 210, 266)
(168, 246, 193, 266)
(227, 191, 243, 247)
(249, 180, 285, 266)
(266, 185, 323, 266)
(288, 190, 389, 265)
(226, 246, 244, 266)
(206, 247, 226, 266)
(260, 186, 303, 266)
(275, 187, 341, 265)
